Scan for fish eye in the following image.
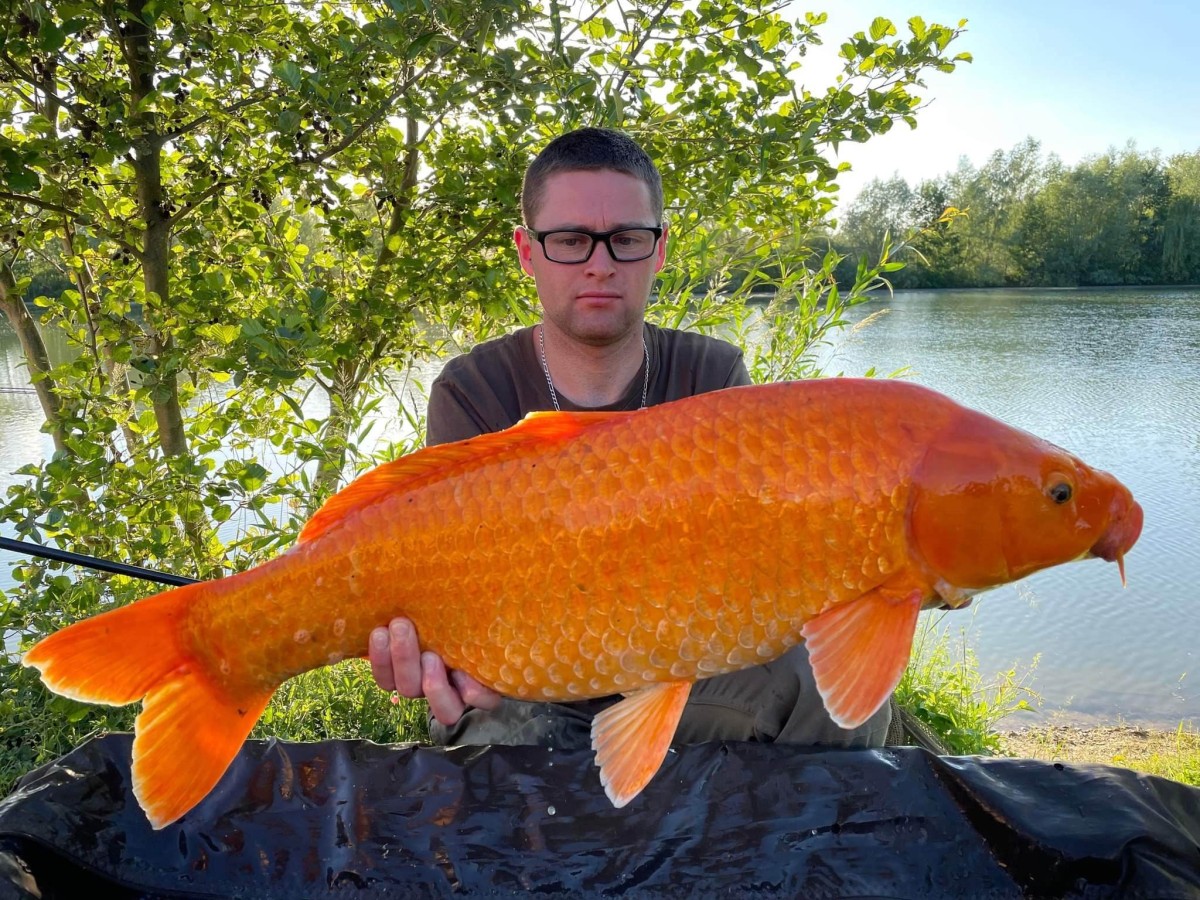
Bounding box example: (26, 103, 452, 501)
(1048, 482, 1073, 504)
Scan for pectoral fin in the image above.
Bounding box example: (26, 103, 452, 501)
(590, 681, 692, 808)
(801, 584, 923, 730)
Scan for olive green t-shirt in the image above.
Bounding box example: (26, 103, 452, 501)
(426, 323, 751, 446)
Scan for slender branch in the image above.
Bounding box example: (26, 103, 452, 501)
(0, 190, 82, 221)
(308, 52, 447, 168)
(66, 226, 107, 375)
(0, 50, 93, 120)
(161, 90, 279, 143)
(679, 7, 788, 43)
(560, 1, 615, 45)
(613, 0, 675, 96)
(172, 178, 237, 227)
(0, 190, 145, 258)
(3, 80, 39, 111)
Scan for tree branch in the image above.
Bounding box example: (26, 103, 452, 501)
(0, 50, 93, 121)
(161, 89, 279, 143)
(171, 178, 237, 227)
(0, 191, 144, 258)
(0, 190, 80, 220)
(613, 0, 675, 96)
(307, 54, 445, 169)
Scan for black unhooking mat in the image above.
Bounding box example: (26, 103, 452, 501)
(1, 735, 1198, 899)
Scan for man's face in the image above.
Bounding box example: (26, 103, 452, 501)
(514, 169, 667, 348)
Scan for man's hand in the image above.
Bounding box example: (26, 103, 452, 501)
(368, 617, 502, 726)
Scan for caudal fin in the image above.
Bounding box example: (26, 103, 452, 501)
(23, 582, 273, 829)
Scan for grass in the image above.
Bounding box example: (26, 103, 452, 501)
(256, 659, 429, 745)
(0, 654, 429, 798)
(894, 612, 1040, 756)
(1005, 721, 1200, 787)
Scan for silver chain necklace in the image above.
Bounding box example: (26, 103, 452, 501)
(537, 324, 650, 412)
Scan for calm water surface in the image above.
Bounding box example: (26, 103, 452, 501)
(825, 287, 1200, 727)
(2, 287, 1198, 726)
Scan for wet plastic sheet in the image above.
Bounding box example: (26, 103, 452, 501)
(1, 734, 1199, 899)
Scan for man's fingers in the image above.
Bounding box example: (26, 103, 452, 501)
(388, 619, 423, 698)
(368, 618, 492, 724)
(368, 626, 396, 692)
(422, 652, 466, 726)
(451, 669, 502, 711)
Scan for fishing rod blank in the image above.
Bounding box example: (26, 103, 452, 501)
(0, 536, 197, 586)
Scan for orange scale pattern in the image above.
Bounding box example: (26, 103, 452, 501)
(183, 381, 959, 706)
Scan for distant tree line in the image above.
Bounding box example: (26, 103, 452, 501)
(832, 139, 1200, 289)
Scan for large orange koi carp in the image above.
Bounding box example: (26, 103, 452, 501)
(24, 380, 1142, 829)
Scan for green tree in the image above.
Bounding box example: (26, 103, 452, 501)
(832, 174, 916, 276)
(905, 177, 970, 286)
(837, 138, 1198, 289)
(0, 1, 968, 792)
(947, 137, 1046, 285)
(1163, 151, 1200, 282)
(1015, 145, 1170, 286)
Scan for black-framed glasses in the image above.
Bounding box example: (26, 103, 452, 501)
(529, 226, 663, 264)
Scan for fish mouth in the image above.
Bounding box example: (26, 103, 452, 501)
(1089, 492, 1144, 587)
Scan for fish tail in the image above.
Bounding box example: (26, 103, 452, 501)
(23, 582, 273, 829)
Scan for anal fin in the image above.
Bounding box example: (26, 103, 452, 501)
(133, 672, 273, 830)
(801, 584, 923, 730)
(590, 681, 692, 808)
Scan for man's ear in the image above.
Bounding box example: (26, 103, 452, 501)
(654, 221, 669, 273)
(514, 226, 536, 276)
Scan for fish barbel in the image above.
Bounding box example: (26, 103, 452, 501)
(24, 379, 1143, 829)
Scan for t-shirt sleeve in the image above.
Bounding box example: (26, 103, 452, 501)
(424, 337, 530, 446)
(426, 376, 491, 447)
(724, 352, 753, 388)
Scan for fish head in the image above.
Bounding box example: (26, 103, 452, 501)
(909, 408, 1143, 597)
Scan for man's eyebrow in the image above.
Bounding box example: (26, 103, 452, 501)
(535, 222, 657, 232)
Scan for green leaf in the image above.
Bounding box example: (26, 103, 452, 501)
(405, 32, 446, 58)
(198, 324, 242, 345)
(38, 22, 65, 53)
(274, 61, 302, 89)
(238, 464, 269, 491)
(869, 17, 895, 41)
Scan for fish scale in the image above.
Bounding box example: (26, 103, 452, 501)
(24, 378, 1143, 828)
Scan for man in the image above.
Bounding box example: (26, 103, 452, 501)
(368, 127, 892, 750)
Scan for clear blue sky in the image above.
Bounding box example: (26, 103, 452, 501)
(787, 1, 1200, 206)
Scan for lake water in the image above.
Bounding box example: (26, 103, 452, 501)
(2, 286, 1198, 727)
(823, 287, 1200, 728)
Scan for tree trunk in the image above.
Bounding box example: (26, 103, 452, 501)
(2, 55, 70, 455)
(312, 364, 362, 502)
(309, 115, 420, 500)
(0, 263, 69, 454)
(112, 0, 213, 568)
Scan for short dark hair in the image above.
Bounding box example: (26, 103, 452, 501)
(521, 127, 664, 226)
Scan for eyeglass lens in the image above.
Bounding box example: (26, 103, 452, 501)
(541, 229, 658, 262)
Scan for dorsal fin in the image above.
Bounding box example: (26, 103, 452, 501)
(298, 409, 636, 544)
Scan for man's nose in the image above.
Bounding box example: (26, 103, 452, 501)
(584, 240, 618, 273)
